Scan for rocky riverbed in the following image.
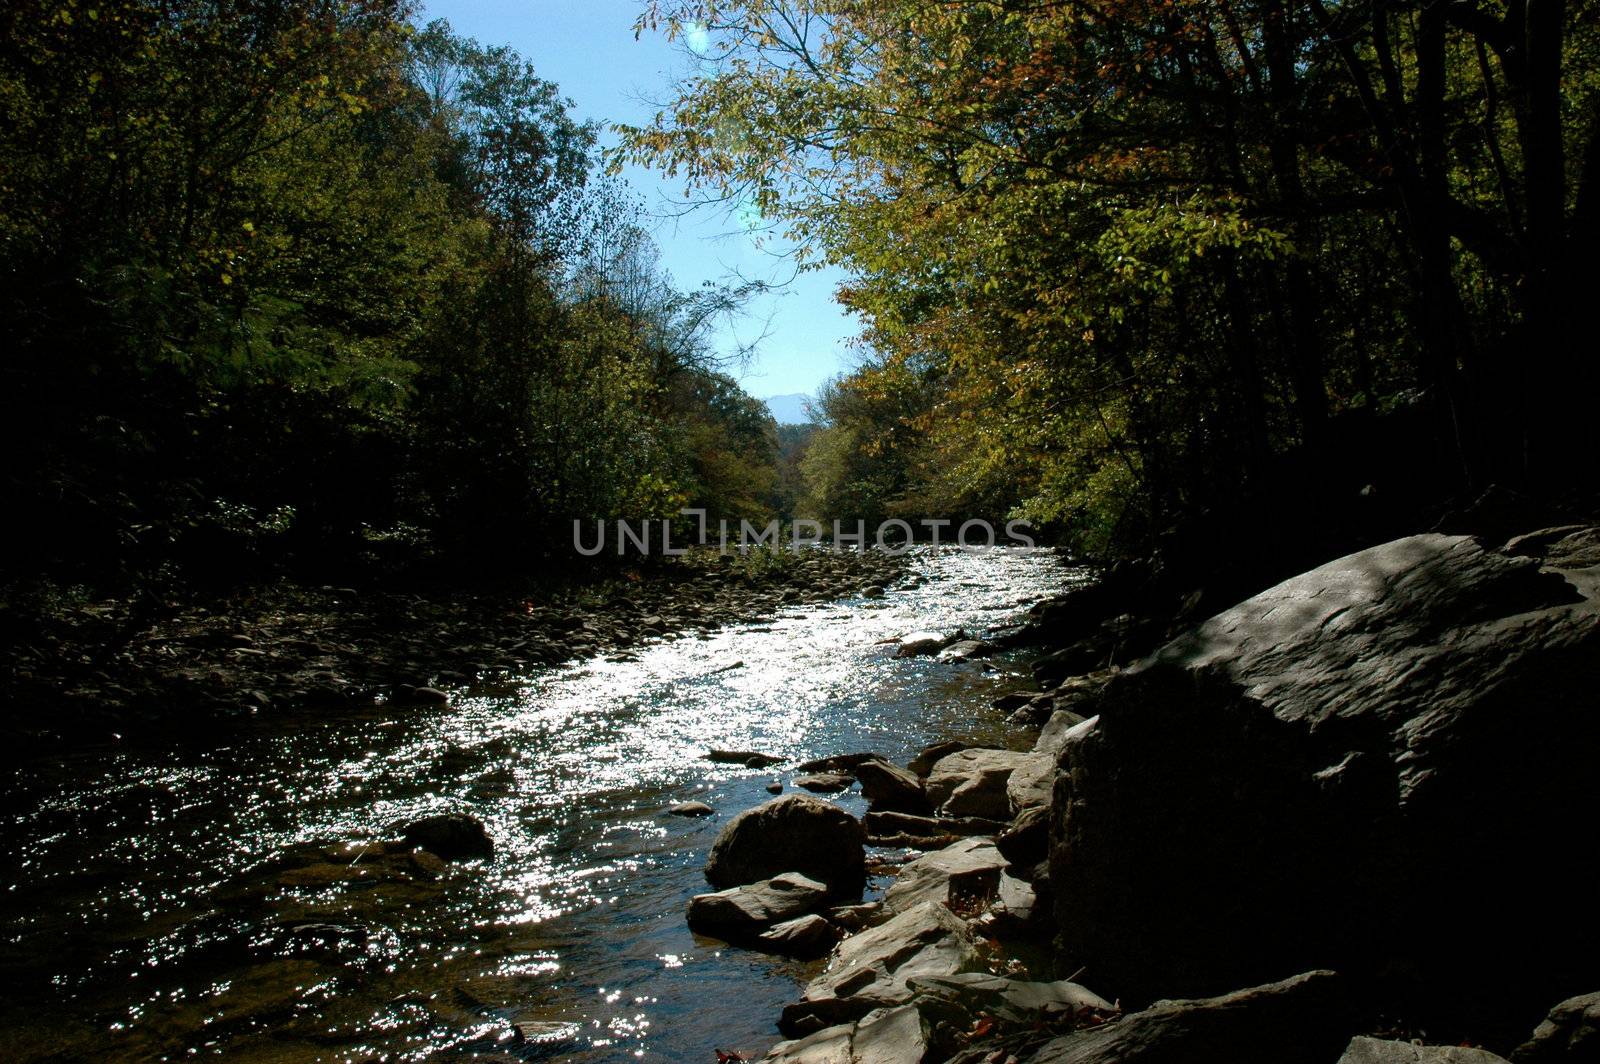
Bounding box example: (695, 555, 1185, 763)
(0, 547, 907, 752)
(5, 524, 1597, 1063)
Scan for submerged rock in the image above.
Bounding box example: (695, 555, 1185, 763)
(894, 630, 964, 658)
(937, 639, 991, 662)
(399, 813, 493, 861)
(706, 749, 786, 768)
(705, 794, 866, 899)
(667, 801, 715, 817)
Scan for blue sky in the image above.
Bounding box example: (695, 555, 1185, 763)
(419, 0, 857, 400)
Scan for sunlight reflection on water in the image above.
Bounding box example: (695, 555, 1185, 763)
(0, 546, 1078, 1063)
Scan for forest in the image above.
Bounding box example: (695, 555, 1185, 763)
(5, 0, 1596, 599)
(1, 2, 797, 597)
(627, 0, 1599, 561)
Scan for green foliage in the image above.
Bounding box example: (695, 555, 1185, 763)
(0, 5, 784, 583)
(626, 0, 1600, 557)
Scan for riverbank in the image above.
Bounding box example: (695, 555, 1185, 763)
(686, 519, 1600, 1063)
(0, 547, 909, 755)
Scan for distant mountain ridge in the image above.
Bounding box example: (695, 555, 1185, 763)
(762, 392, 816, 425)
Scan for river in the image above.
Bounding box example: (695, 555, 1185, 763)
(0, 546, 1076, 1063)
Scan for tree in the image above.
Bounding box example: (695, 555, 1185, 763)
(622, 0, 1600, 556)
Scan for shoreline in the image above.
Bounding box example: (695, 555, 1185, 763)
(688, 522, 1600, 1063)
(0, 547, 912, 757)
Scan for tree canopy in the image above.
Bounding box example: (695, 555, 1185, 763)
(622, 0, 1600, 556)
(1, 4, 786, 584)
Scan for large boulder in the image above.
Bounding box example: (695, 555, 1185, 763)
(1051, 533, 1600, 1039)
(925, 748, 1032, 819)
(706, 794, 866, 899)
(779, 900, 982, 1037)
(995, 805, 1050, 871)
(1027, 970, 1351, 1063)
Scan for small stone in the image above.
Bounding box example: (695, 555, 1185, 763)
(668, 801, 715, 817)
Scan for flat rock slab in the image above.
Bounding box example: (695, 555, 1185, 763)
(864, 811, 1007, 842)
(763, 1005, 927, 1064)
(1028, 970, 1351, 1063)
(796, 773, 856, 794)
(757, 913, 841, 959)
(1338, 1037, 1510, 1063)
(883, 837, 1007, 914)
(908, 972, 1111, 1029)
(779, 900, 981, 1038)
(687, 872, 830, 937)
(1513, 991, 1600, 1063)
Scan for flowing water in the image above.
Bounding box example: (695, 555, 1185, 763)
(1, 547, 1077, 1063)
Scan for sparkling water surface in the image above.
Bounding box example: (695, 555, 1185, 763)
(1, 547, 1078, 1063)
